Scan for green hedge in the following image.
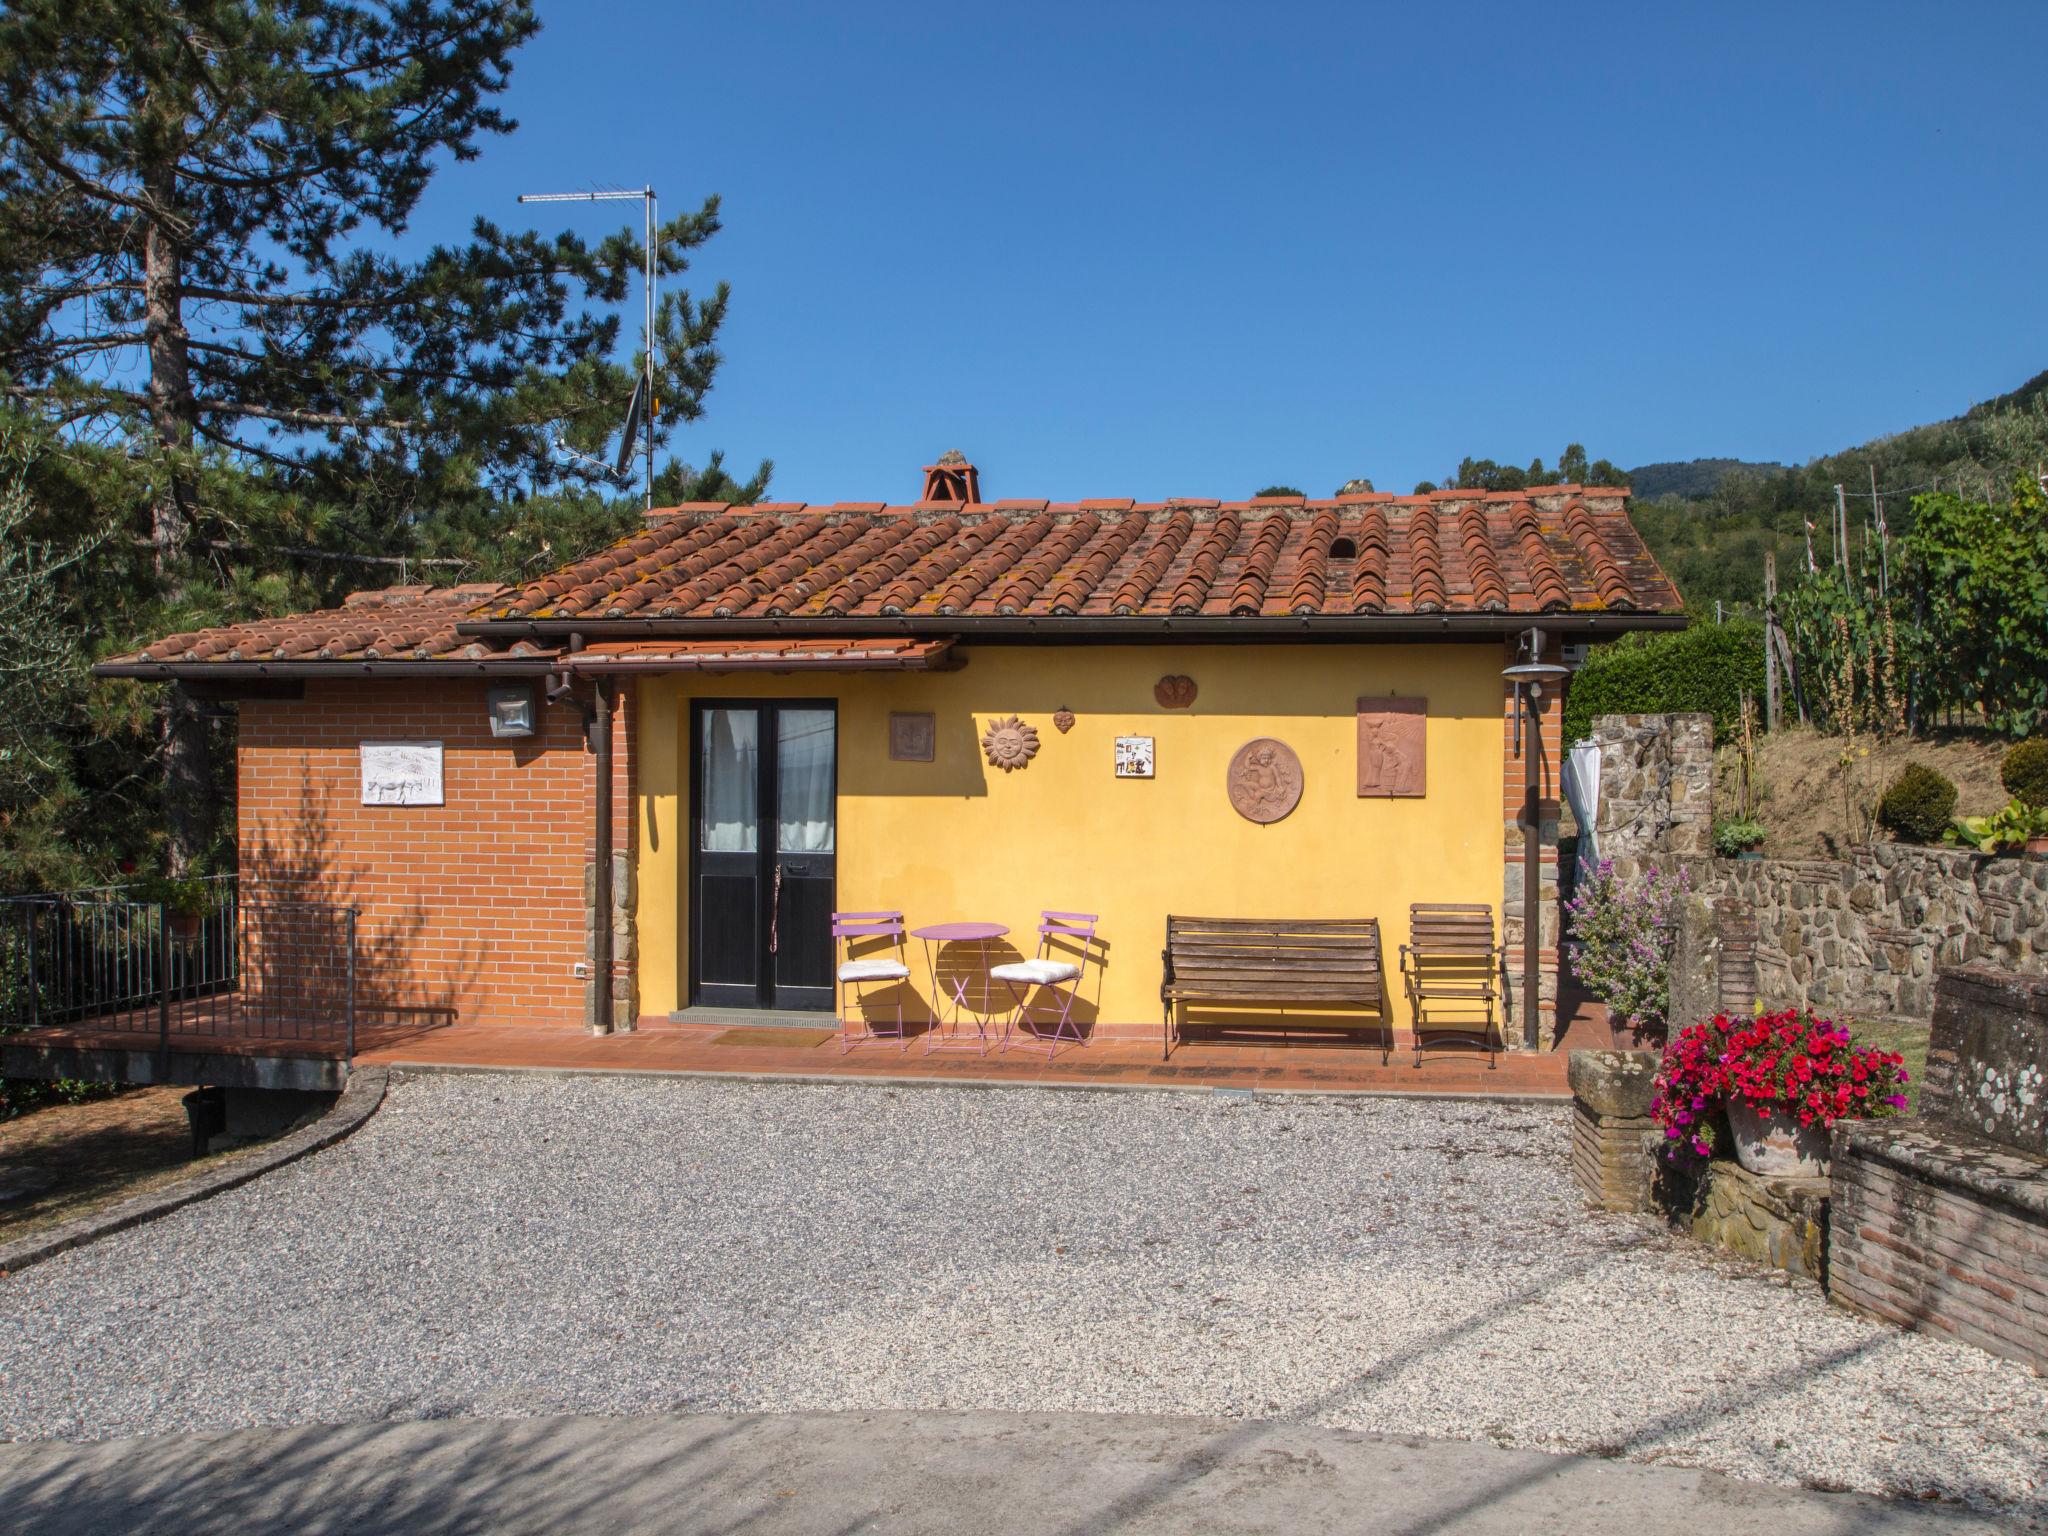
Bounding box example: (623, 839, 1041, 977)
(1561, 620, 1765, 748)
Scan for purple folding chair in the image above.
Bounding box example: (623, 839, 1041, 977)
(993, 911, 1100, 1058)
(833, 911, 911, 1053)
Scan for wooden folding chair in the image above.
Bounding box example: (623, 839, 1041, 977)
(1399, 903, 1504, 1069)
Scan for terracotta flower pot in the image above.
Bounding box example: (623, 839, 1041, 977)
(166, 911, 203, 945)
(2027, 833, 2048, 860)
(1727, 1099, 1831, 1178)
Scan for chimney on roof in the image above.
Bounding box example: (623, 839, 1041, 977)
(921, 450, 981, 504)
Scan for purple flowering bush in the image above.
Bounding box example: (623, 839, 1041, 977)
(1564, 859, 1688, 1035)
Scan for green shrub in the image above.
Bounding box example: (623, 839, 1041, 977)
(1561, 619, 1765, 748)
(2001, 738, 2048, 808)
(1712, 818, 1766, 856)
(1877, 763, 1958, 844)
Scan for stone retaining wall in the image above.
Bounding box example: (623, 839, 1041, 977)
(1676, 1162, 1829, 1282)
(1674, 846, 2048, 1026)
(1578, 712, 2048, 1029)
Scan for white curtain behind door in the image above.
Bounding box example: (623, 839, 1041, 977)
(700, 709, 758, 852)
(776, 709, 836, 853)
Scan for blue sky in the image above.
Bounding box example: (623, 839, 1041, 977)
(409, 1, 2048, 503)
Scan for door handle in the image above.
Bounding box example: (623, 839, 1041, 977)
(782, 861, 812, 877)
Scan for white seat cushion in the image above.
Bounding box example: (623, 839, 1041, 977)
(838, 958, 910, 983)
(989, 958, 1082, 986)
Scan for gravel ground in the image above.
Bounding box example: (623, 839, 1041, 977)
(2, 1075, 2044, 1519)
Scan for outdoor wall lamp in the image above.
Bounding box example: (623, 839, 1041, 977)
(485, 685, 538, 739)
(1503, 630, 1570, 1050)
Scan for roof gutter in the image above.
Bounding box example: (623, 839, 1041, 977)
(455, 612, 1689, 643)
(92, 659, 560, 681)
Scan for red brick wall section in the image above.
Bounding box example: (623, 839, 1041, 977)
(1829, 1129, 2048, 1372)
(237, 678, 604, 1031)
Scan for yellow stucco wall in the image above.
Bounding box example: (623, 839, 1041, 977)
(633, 643, 1505, 1031)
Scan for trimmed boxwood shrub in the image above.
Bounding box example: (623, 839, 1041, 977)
(1561, 619, 1765, 748)
(1877, 763, 1958, 844)
(2002, 738, 2048, 808)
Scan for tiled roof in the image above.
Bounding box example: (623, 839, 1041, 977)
(110, 585, 556, 667)
(98, 485, 1684, 677)
(485, 488, 1679, 622)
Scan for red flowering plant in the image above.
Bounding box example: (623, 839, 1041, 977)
(1650, 1006, 1910, 1161)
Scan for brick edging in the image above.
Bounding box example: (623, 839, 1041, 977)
(0, 1067, 389, 1279)
(381, 1059, 1570, 1104)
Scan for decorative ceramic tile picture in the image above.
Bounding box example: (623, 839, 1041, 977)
(889, 712, 935, 762)
(360, 740, 444, 806)
(1357, 696, 1426, 797)
(1114, 735, 1155, 778)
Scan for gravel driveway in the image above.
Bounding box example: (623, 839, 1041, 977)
(2, 1075, 2043, 1519)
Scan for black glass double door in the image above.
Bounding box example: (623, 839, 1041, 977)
(690, 701, 837, 1011)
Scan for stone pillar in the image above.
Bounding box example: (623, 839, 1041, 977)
(1589, 712, 1714, 881)
(1567, 1049, 1661, 1211)
(1668, 891, 1759, 1030)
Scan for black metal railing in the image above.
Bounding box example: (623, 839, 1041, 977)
(0, 876, 360, 1060)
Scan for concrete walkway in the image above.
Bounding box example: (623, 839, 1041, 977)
(0, 1411, 2019, 1536)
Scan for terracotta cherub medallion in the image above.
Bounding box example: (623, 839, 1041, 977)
(1227, 738, 1303, 823)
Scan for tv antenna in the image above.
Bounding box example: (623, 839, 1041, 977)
(518, 185, 658, 509)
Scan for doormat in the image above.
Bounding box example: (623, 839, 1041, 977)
(707, 1027, 837, 1049)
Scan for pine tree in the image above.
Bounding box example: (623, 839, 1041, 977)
(0, 1, 759, 866)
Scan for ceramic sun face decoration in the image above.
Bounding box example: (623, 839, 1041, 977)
(981, 715, 1040, 772)
(1053, 707, 1076, 734)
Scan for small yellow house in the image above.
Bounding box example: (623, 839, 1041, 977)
(101, 458, 1684, 1059)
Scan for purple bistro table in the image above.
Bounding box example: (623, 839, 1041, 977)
(913, 921, 1010, 1055)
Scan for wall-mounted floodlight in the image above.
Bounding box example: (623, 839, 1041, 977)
(486, 686, 538, 739)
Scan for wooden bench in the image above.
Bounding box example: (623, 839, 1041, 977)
(1399, 903, 1505, 1069)
(1160, 916, 1387, 1062)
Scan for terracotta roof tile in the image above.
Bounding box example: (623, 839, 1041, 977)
(112, 586, 541, 667)
(107, 488, 1683, 673)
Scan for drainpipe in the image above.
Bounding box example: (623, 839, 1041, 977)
(1504, 630, 1568, 1050)
(590, 676, 613, 1036)
(1521, 694, 1541, 1050)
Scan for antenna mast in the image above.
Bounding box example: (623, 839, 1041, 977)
(517, 186, 658, 510)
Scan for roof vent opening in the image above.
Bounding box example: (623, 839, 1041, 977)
(1329, 536, 1358, 560)
(921, 451, 982, 505)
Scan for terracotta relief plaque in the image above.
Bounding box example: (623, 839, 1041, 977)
(1053, 707, 1076, 734)
(1154, 674, 1198, 708)
(1227, 738, 1303, 823)
(980, 715, 1040, 772)
(1357, 697, 1426, 797)
(889, 712, 935, 762)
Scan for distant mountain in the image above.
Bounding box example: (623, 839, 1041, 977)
(1624, 366, 2048, 612)
(1628, 458, 1790, 501)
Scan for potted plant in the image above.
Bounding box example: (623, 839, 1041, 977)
(1711, 817, 1767, 860)
(1651, 1007, 1909, 1178)
(1945, 799, 2048, 857)
(132, 874, 214, 944)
